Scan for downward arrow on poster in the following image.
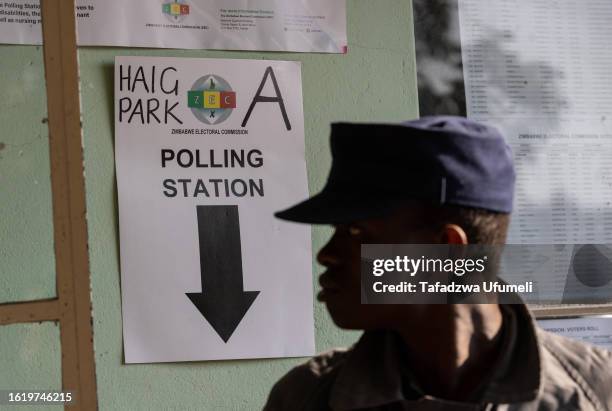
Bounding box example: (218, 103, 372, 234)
(187, 205, 259, 343)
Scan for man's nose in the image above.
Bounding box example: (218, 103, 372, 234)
(317, 232, 342, 267)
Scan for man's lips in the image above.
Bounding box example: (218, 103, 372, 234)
(319, 271, 340, 289)
(317, 271, 341, 301)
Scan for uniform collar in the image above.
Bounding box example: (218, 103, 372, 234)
(328, 304, 542, 410)
(329, 331, 405, 410)
(478, 303, 542, 403)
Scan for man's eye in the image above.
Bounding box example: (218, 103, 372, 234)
(348, 226, 363, 237)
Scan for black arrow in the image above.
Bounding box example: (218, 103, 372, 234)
(186, 205, 259, 342)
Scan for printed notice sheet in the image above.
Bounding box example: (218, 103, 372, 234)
(539, 316, 612, 351)
(115, 56, 314, 363)
(0, 0, 347, 53)
(456, 0, 612, 304)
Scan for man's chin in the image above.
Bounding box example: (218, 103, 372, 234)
(329, 315, 363, 330)
(324, 302, 367, 330)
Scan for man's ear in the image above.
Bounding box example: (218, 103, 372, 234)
(439, 224, 468, 245)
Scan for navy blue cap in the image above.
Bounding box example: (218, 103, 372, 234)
(275, 116, 515, 224)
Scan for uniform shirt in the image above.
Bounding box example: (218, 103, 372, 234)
(263, 304, 612, 411)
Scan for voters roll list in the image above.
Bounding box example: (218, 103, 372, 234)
(458, 0, 612, 302)
(458, 0, 612, 244)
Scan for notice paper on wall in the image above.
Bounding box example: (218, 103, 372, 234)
(539, 316, 612, 351)
(413, 0, 612, 305)
(459, 0, 612, 305)
(114, 56, 314, 363)
(0, 0, 347, 53)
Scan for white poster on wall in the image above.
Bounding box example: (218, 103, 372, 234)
(413, 0, 612, 305)
(539, 316, 612, 351)
(457, 0, 612, 304)
(115, 56, 314, 363)
(0, 0, 347, 53)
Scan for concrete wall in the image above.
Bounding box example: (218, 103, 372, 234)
(0, 1, 418, 409)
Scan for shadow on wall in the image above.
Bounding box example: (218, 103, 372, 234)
(413, 0, 466, 116)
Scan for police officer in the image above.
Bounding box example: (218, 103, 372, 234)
(264, 116, 612, 410)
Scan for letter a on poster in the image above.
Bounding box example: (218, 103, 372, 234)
(114, 56, 314, 363)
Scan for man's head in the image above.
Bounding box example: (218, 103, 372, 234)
(275, 116, 515, 330)
(315, 204, 510, 329)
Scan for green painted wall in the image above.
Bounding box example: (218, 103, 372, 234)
(1, 1, 418, 409)
(0, 45, 56, 304)
(0, 323, 62, 411)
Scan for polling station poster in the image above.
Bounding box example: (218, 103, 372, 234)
(114, 56, 314, 363)
(0, 0, 347, 53)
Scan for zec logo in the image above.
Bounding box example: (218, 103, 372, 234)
(162, 0, 189, 23)
(187, 75, 237, 125)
